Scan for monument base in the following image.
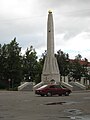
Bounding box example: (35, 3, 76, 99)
(41, 74, 60, 84)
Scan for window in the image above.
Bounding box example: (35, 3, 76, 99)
(49, 85, 55, 88)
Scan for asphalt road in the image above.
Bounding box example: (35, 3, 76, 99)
(0, 90, 90, 120)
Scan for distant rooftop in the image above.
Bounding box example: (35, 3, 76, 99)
(70, 59, 90, 67)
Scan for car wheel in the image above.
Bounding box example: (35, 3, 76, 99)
(47, 92, 52, 97)
(41, 94, 44, 96)
(65, 92, 69, 96)
(58, 94, 62, 96)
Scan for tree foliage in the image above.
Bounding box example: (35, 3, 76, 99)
(22, 46, 38, 82)
(0, 38, 90, 90)
(56, 50, 70, 76)
(71, 60, 83, 80)
(0, 38, 22, 89)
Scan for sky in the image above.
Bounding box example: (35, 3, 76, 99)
(0, 0, 90, 60)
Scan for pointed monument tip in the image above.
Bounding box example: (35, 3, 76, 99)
(48, 10, 52, 14)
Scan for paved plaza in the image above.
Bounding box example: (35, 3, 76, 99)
(0, 90, 90, 120)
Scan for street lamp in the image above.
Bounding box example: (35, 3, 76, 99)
(8, 79, 11, 90)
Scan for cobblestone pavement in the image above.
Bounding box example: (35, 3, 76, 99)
(0, 91, 90, 120)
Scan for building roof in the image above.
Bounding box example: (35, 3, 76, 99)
(69, 59, 90, 67)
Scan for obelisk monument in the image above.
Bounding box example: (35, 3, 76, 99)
(41, 11, 60, 84)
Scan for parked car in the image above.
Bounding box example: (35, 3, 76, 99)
(35, 84, 71, 96)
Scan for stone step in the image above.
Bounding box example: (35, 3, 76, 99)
(18, 82, 33, 91)
(69, 82, 84, 91)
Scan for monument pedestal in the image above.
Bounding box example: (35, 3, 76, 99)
(42, 55, 60, 83)
(41, 74, 60, 84)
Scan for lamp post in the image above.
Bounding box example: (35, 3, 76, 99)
(8, 79, 11, 90)
(11, 79, 14, 90)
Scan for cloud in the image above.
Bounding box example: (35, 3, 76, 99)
(66, 9, 90, 18)
(67, 32, 90, 50)
(0, 0, 90, 60)
(55, 31, 90, 60)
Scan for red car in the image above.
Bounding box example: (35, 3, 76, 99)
(35, 84, 71, 96)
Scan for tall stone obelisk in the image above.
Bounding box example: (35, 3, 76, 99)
(41, 11, 60, 83)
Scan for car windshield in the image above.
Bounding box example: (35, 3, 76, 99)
(55, 85, 62, 88)
(38, 85, 48, 89)
(61, 85, 66, 88)
(55, 85, 66, 88)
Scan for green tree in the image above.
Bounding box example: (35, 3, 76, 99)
(6, 38, 22, 88)
(75, 54, 82, 60)
(0, 38, 22, 89)
(0, 44, 9, 88)
(70, 55, 88, 81)
(71, 59, 83, 80)
(35, 50, 47, 84)
(22, 46, 39, 83)
(56, 50, 70, 77)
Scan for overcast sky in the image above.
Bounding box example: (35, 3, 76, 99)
(0, 0, 90, 60)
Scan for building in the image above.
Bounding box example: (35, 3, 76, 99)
(70, 59, 90, 75)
